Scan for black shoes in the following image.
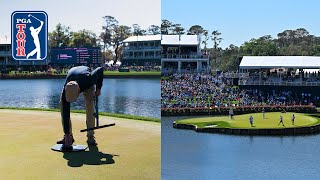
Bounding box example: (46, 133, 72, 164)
(86, 136, 98, 146)
(57, 135, 75, 144)
(57, 135, 97, 146)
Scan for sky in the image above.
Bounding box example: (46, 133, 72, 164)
(0, 0, 160, 43)
(162, 0, 320, 48)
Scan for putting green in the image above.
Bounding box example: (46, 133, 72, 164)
(176, 112, 320, 129)
(0, 109, 160, 180)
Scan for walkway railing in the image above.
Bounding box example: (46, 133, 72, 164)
(161, 53, 209, 60)
(123, 46, 161, 50)
(221, 72, 249, 78)
(161, 105, 317, 116)
(239, 80, 320, 86)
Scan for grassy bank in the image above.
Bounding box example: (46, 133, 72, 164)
(0, 107, 160, 123)
(176, 112, 320, 129)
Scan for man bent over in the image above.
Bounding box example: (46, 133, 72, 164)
(57, 66, 103, 148)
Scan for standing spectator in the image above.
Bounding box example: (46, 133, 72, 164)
(229, 107, 234, 119)
(278, 115, 285, 126)
(292, 114, 295, 125)
(249, 115, 254, 127)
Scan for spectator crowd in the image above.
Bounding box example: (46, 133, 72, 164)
(161, 73, 320, 109)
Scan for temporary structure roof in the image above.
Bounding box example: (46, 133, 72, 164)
(123, 35, 161, 42)
(239, 56, 320, 69)
(161, 35, 198, 46)
(123, 35, 199, 46)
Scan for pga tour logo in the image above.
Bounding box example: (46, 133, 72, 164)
(11, 11, 48, 60)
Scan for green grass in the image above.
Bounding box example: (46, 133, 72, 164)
(0, 107, 160, 123)
(103, 71, 160, 76)
(176, 112, 320, 129)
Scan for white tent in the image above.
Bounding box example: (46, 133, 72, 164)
(239, 56, 320, 69)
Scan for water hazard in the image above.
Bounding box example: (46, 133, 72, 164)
(0, 78, 160, 118)
(162, 116, 320, 179)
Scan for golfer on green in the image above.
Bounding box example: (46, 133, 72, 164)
(249, 115, 254, 127)
(292, 114, 295, 125)
(278, 115, 285, 126)
(229, 107, 234, 119)
(56, 66, 103, 149)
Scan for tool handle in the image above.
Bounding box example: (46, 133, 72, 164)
(95, 96, 99, 126)
(80, 123, 115, 132)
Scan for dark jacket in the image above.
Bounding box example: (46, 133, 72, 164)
(61, 66, 103, 134)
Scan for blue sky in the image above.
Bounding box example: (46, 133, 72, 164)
(162, 0, 320, 48)
(0, 0, 160, 43)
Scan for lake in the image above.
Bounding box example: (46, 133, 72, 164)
(162, 116, 320, 180)
(0, 78, 160, 118)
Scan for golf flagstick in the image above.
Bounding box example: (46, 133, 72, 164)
(80, 96, 115, 132)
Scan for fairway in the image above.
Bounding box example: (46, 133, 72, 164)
(176, 112, 320, 129)
(0, 109, 160, 180)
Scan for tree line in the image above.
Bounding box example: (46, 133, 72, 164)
(49, 16, 160, 63)
(161, 19, 320, 71)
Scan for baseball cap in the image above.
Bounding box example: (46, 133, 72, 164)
(65, 81, 80, 102)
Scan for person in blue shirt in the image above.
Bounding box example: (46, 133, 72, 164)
(249, 115, 254, 127)
(56, 66, 104, 149)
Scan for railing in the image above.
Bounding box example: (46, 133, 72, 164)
(0, 62, 19, 65)
(122, 55, 161, 59)
(161, 53, 209, 60)
(0, 51, 10, 56)
(239, 80, 320, 86)
(162, 68, 210, 74)
(123, 46, 161, 51)
(221, 72, 249, 78)
(161, 105, 317, 116)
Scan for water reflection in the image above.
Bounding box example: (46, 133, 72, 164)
(162, 116, 320, 179)
(0, 78, 160, 118)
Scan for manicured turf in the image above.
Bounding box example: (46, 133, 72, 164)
(103, 71, 160, 76)
(0, 109, 160, 179)
(0, 107, 160, 123)
(176, 112, 320, 129)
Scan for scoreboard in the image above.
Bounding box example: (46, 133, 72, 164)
(51, 47, 100, 65)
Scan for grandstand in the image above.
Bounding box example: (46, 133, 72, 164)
(161, 56, 320, 116)
(161, 35, 209, 74)
(238, 56, 320, 86)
